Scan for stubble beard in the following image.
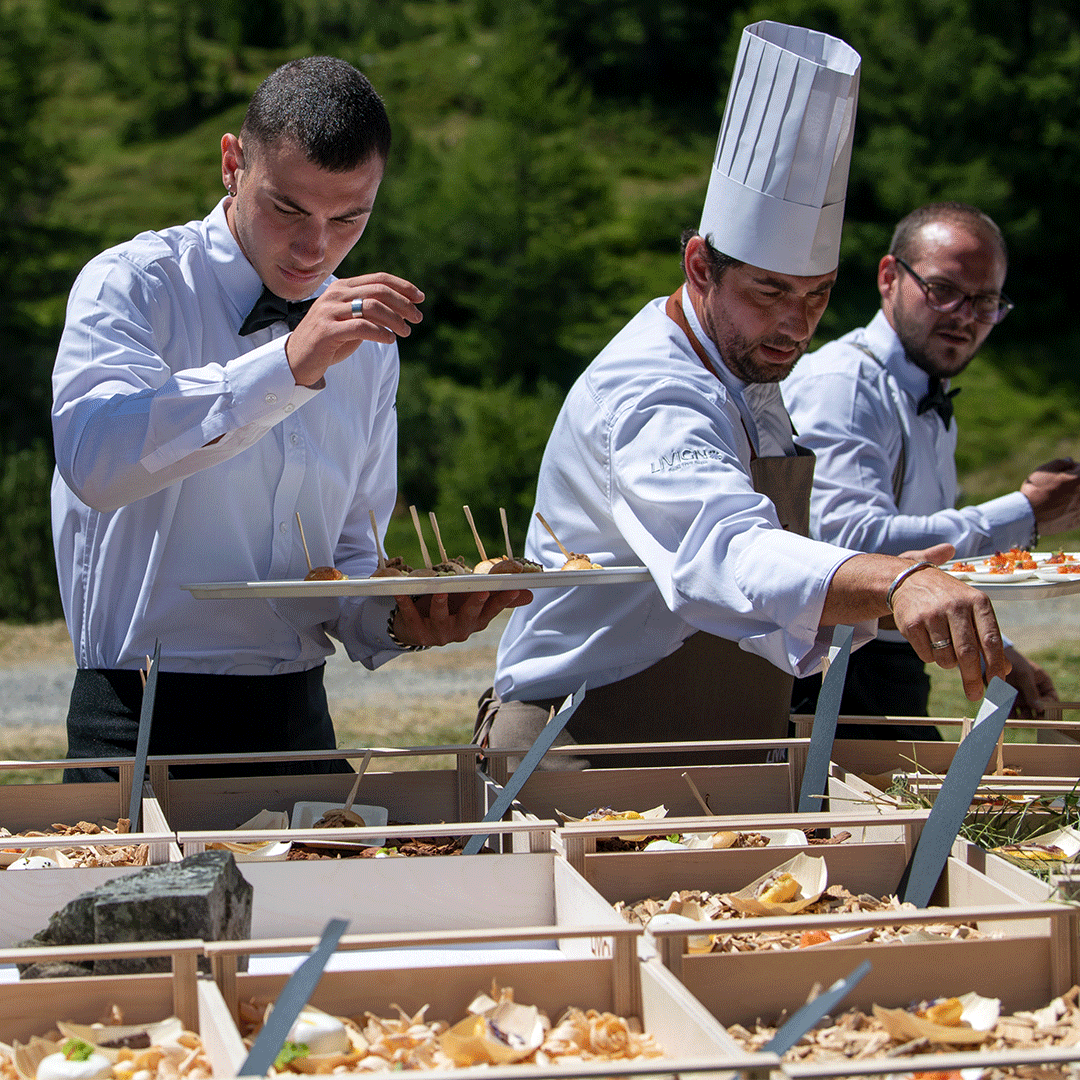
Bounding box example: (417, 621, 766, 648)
(892, 303, 980, 381)
(703, 310, 807, 384)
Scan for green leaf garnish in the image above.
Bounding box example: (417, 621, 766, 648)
(62, 1039, 97, 1062)
(274, 1042, 310, 1069)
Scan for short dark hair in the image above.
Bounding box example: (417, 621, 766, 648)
(889, 202, 1007, 268)
(240, 56, 392, 172)
(681, 228, 744, 283)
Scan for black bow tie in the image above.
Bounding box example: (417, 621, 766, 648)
(917, 377, 960, 426)
(238, 286, 315, 336)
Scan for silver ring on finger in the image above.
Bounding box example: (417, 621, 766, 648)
(930, 638, 951, 650)
(351, 297, 365, 319)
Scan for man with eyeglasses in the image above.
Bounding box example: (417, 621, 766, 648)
(783, 201, 1080, 729)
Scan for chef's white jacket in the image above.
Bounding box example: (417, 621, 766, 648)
(495, 292, 875, 703)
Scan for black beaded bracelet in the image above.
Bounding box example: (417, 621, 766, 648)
(387, 606, 430, 652)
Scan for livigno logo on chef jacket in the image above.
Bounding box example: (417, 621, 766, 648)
(651, 445, 725, 473)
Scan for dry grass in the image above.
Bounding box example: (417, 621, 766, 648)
(0, 620, 73, 665)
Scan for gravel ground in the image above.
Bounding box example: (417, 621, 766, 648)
(0, 595, 1076, 730)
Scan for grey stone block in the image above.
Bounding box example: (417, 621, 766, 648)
(21, 850, 252, 978)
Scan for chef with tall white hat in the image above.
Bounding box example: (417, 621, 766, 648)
(479, 21, 1009, 768)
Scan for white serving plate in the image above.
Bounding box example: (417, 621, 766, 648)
(291, 801, 389, 848)
(183, 565, 652, 599)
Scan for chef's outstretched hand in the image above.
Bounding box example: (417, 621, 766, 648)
(389, 588, 533, 649)
(888, 566, 1010, 702)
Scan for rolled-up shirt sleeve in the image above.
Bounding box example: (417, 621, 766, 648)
(607, 380, 874, 676)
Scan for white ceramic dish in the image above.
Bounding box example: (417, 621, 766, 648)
(1035, 566, 1080, 582)
(966, 569, 1037, 583)
(290, 801, 389, 848)
(184, 565, 652, 599)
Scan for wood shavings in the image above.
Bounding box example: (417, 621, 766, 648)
(615, 885, 989, 952)
(286, 831, 467, 860)
(726, 986, 1080, 1078)
(241, 985, 665, 1072)
(0, 820, 150, 869)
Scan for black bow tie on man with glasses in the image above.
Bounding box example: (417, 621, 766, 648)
(917, 377, 961, 427)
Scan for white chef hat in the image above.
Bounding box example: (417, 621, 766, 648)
(699, 21, 861, 276)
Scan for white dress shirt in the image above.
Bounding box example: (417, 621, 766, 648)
(782, 309, 1035, 558)
(52, 198, 402, 673)
(494, 294, 875, 704)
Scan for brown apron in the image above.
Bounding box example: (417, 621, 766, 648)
(483, 288, 815, 768)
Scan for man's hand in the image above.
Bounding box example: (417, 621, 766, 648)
(1020, 457, 1080, 536)
(285, 273, 425, 388)
(888, 566, 1010, 701)
(1003, 644, 1058, 719)
(899, 542, 955, 565)
(390, 589, 533, 648)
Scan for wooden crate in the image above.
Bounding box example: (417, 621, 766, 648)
(653, 902, 1080, 1080)
(828, 730, 1080, 796)
(493, 737, 902, 851)
(556, 808, 931, 877)
(145, 744, 494, 831)
(178, 845, 621, 944)
(0, 939, 232, 1059)
(559, 819, 1068, 1031)
(643, 883, 1073, 1032)
(203, 924, 762, 1077)
(653, 900, 1075, 1025)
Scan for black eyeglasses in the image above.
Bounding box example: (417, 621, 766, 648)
(894, 256, 1014, 325)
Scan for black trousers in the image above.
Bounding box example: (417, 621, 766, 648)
(64, 665, 353, 782)
(790, 639, 942, 742)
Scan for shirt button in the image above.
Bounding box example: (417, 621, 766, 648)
(279, 521, 288, 533)
(290, 434, 300, 446)
(265, 393, 278, 405)
(284, 403, 295, 413)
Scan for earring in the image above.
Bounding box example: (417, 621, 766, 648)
(226, 183, 236, 196)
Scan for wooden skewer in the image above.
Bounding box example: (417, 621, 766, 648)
(429, 511, 450, 564)
(681, 772, 715, 816)
(342, 749, 374, 814)
(409, 505, 433, 569)
(994, 729, 1005, 776)
(463, 505, 488, 562)
(368, 509, 388, 571)
(295, 511, 313, 573)
(535, 512, 571, 560)
(499, 507, 514, 559)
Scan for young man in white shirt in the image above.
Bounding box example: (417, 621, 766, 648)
(783, 202, 1080, 728)
(53, 57, 529, 780)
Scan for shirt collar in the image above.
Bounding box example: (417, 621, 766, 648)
(204, 199, 265, 334)
(864, 308, 948, 401)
